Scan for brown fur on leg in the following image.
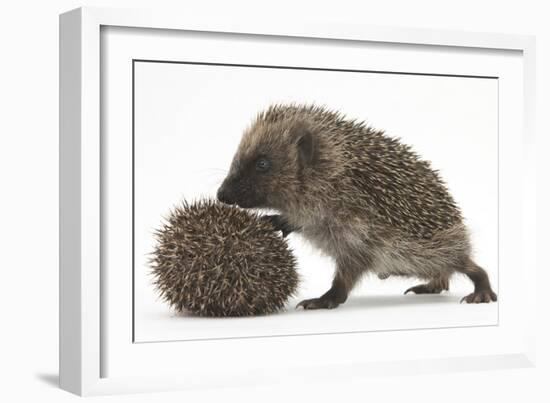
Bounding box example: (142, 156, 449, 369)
(297, 256, 364, 310)
(296, 276, 347, 310)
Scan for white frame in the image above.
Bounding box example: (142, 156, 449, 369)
(59, 6, 537, 396)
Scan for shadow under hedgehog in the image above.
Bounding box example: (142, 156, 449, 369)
(217, 104, 497, 310)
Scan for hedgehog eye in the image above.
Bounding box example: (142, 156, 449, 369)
(255, 157, 270, 172)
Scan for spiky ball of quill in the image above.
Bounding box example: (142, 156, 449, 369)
(150, 199, 299, 317)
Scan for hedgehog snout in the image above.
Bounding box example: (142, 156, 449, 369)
(217, 182, 236, 205)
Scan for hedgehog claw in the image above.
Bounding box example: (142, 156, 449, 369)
(404, 284, 443, 295)
(296, 297, 340, 310)
(460, 290, 497, 304)
(262, 215, 297, 238)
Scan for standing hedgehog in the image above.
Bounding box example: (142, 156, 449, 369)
(217, 104, 497, 309)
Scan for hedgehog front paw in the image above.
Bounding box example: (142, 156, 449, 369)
(460, 290, 497, 303)
(296, 296, 341, 310)
(262, 215, 295, 238)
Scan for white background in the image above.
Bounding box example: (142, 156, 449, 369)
(0, 1, 547, 402)
(133, 60, 498, 342)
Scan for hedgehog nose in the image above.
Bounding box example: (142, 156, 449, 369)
(217, 185, 236, 205)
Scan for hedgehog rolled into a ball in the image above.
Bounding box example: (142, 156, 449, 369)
(150, 199, 299, 317)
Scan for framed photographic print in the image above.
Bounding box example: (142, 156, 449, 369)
(59, 7, 537, 396)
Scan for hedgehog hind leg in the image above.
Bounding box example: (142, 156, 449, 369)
(404, 275, 449, 295)
(458, 258, 497, 303)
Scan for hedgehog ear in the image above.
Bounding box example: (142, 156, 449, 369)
(293, 126, 317, 166)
